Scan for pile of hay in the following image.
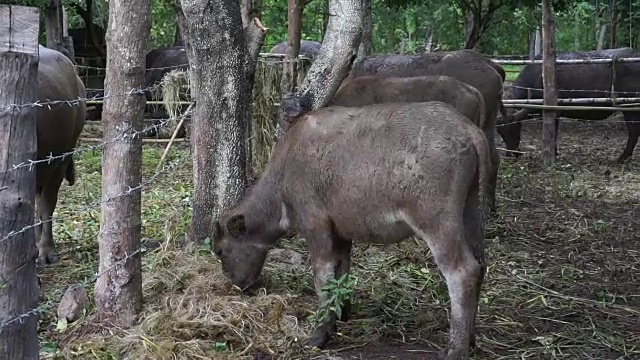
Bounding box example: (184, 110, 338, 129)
(157, 69, 192, 139)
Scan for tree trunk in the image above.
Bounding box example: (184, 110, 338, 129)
(241, 0, 263, 28)
(175, 0, 267, 244)
(609, 0, 617, 48)
(597, 24, 607, 50)
(173, 19, 183, 46)
(0, 6, 40, 359)
(94, 0, 151, 326)
(423, 23, 434, 53)
(281, 0, 304, 94)
(274, 0, 362, 141)
(45, 0, 63, 51)
(356, 0, 372, 61)
(541, 0, 557, 166)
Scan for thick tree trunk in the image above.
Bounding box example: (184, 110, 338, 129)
(356, 0, 372, 61)
(175, 0, 266, 244)
(0, 6, 40, 359)
(281, 0, 303, 94)
(541, 0, 557, 166)
(274, 0, 362, 141)
(45, 0, 63, 50)
(94, 0, 151, 326)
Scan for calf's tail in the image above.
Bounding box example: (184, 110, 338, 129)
(469, 128, 492, 226)
(65, 157, 76, 186)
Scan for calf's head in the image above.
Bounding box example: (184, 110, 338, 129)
(212, 212, 273, 291)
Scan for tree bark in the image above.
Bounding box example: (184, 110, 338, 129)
(597, 24, 607, 50)
(241, 0, 263, 28)
(541, 0, 557, 166)
(45, 0, 63, 51)
(175, 0, 267, 244)
(609, 0, 617, 48)
(281, 0, 304, 95)
(0, 5, 40, 359)
(94, 0, 151, 326)
(173, 19, 183, 46)
(356, 0, 372, 61)
(274, 0, 362, 141)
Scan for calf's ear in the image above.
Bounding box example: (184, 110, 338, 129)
(227, 214, 247, 238)
(281, 94, 303, 118)
(213, 220, 223, 241)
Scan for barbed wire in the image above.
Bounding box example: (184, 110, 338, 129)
(0, 158, 182, 246)
(75, 63, 188, 72)
(1, 84, 166, 112)
(495, 115, 640, 127)
(0, 156, 182, 334)
(0, 107, 192, 177)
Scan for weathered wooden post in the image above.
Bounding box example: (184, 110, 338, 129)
(45, 0, 63, 50)
(94, 0, 151, 326)
(541, 0, 557, 166)
(0, 5, 40, 359)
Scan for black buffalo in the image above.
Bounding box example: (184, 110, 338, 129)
(499, 47, 640, 162)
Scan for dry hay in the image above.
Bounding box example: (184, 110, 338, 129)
(156, 69, 192, 138)
(251, 57, 311, 174)
(37, 116, 639, 360)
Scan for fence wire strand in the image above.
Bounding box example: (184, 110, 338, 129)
(0, 156, 183, 333)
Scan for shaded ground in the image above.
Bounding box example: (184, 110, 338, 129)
(36, 116, 639, 359)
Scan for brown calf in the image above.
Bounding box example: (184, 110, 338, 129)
(213, 100, 491, 359)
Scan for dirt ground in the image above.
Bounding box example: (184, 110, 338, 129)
(36, 116, 639, 360)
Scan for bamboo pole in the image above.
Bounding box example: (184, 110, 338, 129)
(502, 97, 640, 104)
(491, 57, 640, 65)
(541, 0, 557, 166)
(502, 103, 640, 112)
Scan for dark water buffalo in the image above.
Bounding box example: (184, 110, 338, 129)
(36, 46, 87, 264)
(330, 74, 487, 141)
(268, 40, 322, 60)
(349, 49, 505, 213)
(499, 47, 640, 162)
(213, 100, 491, 359)
(144, 46, 189, 90)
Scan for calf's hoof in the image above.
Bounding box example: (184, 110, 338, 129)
(438, 346, 470, 360)
(37, 247, 59, 266)
(304, 322, 336, 350)
(339, 299, 351, 322)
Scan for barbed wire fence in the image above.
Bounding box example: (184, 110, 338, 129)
(2, 18, 639, 349)
(0, 45, 318, 348)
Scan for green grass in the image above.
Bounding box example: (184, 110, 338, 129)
(502, 64, 524, 82)
(35, 118, 639, 359)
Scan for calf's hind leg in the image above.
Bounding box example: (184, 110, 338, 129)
(303, 216, 353, 349)
(617, 114, 640, 163)
(407, 212, 483, 360)
(36, 162, 67, 265)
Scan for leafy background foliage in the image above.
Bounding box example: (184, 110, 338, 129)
(8, 0, 640, 55)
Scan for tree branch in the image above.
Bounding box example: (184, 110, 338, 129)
(244, 17, 268, 76)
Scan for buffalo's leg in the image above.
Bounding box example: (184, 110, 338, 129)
(554, 117, 560, 156)
(618, 114, 640, 163)
(462, 180, 487, 349)
(303, 217, 352, 349)
(483, 125, 499, 214)
(36, 163, 66, 265)
(408, 211, 482, 360)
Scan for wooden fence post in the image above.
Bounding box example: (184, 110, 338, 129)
(0, 5, 40, 359)
(541, 0, 557, 166)
(94, 0, 151, 327)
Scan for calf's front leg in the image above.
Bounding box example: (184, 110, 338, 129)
(303, 217, 353, 349)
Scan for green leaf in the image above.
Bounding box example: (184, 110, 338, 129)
(56, 317, 68, 332)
